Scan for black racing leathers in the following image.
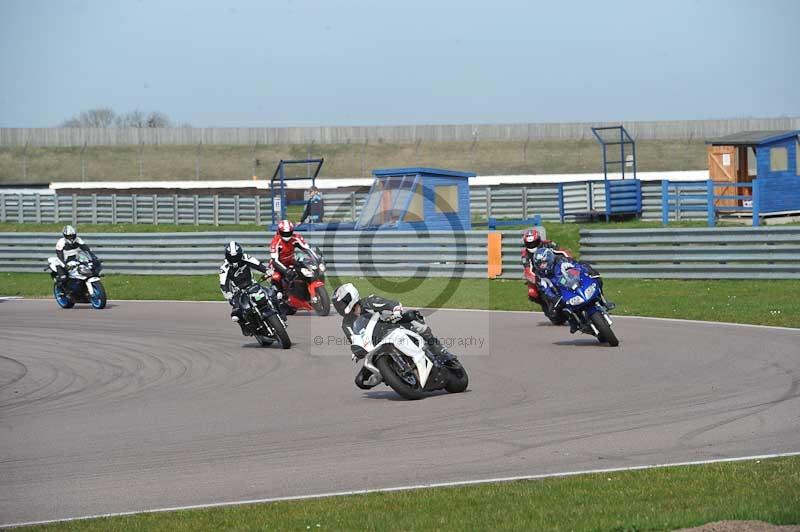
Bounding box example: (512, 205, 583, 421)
(219, 255, 270, 334)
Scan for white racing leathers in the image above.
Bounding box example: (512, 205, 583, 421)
(48, 237, 92, 282)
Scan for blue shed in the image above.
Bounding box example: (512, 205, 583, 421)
(707, 130, 800, 214)
(355, 167, 475, 230)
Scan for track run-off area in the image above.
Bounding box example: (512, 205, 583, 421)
(1, 299, 798, 526)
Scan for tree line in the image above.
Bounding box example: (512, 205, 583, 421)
(60, 108, 191, 128)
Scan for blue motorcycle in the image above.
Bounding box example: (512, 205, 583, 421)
(553, 262, 619, 346)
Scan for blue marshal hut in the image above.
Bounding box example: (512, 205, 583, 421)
(354, 167, 475, 230)
(706, 130, 800, 215)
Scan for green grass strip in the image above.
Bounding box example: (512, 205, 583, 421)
(15, 456, 800, 531)
(2, 273, 798, 328)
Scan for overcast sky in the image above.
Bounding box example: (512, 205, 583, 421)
(1, 0, 798, 127)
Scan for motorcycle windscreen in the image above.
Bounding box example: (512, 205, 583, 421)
(558, 266, 582, 291)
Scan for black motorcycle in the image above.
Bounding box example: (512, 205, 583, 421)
(47, 251, 107, 310)
(235, 282, 291, 349)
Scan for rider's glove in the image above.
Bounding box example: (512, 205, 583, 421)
(223, 291, 233, 301)
(387, 305, 404, 323)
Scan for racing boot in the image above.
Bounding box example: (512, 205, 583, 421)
(567, 316, 580, 334)
(231, 312, 252, 336)
(419, 328, 457, 362)
(354, 366, 381, 390)
(55, 266, 68, 290)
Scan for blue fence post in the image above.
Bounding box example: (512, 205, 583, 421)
(636, 179, 642, 218)
(706, 179, 716, 227)
(661, 180, 669, 225)
(604, 180, 611, 222)
(557, 183, 565, 223)
(752, 179, 761, 227)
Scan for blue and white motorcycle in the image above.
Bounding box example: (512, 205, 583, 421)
(47, 251, 107, 309)
(551, 262, 619, 346)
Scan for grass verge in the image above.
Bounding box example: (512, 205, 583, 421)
(1, 139, 707, 183)
(14, 456, 800, 531)
(2, 273, 798, 328)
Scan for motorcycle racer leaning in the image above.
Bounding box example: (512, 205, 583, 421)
(49, 225, 95, 288)
(219, 241, 273, 336)
(269, 219, 312, 292)
(533, 248, 612, 334)
(332, 283, 454, 390)
(521, 227, 603, 289)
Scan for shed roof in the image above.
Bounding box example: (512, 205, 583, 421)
(372, 167, 476, 179)
(706, 130, 800, 146)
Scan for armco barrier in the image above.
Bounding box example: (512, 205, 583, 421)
(0, 230, 534, 279)
(580, 226, 800, 279)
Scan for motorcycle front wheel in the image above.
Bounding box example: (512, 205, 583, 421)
(266, 314, 291, 349)
(444, 359, 469, 393)
(375, 354, 426, 400)
(590, 312, 619, 347)
(90, 281, 107, 310)
(311, 285, 331, 316)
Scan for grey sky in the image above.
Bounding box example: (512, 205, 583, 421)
(1, 0, 798, 127)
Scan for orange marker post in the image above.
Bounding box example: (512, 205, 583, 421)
(487, 232, 502, 279)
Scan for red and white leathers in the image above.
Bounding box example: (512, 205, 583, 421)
(269, 231, 311, 283)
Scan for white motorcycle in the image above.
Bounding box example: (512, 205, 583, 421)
(349, 313, 469, 400)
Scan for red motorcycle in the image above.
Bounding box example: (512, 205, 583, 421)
(523, 247, 574, 325)
(272, 247, 331, 316)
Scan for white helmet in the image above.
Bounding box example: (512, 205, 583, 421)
(333, 283, 360, 316)
(62, 225, 77, 242)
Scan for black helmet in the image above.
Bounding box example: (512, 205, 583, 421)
(225, 241, 244, 263)
(332, 283, 360, 316)
(62, 225, 77, 243)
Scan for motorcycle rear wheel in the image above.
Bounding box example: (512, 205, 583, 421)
(590, 312, 619, 346)
(53, 283, 75, 309)
(375, 355, 426, 400)
(539, 302, 567, 325)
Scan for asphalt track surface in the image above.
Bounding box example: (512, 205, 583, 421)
(1, 299, 799, 525)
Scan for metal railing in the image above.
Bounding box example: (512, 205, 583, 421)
(706, 180, 761, 227)
(580, 226, 800, 279)
(0, 181, 705, 226)
(661, 181, 709, 223)
(0, 192, 367, 226)
(0, 230, 533, 279)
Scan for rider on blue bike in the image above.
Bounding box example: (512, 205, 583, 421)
(533, 248, 611, 334)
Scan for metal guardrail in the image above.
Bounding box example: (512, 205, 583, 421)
(0, 230, 534, 279)
(0, 192, 367, 226)
(580, 226, 800, 279)
(0, 181, 706, 226)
